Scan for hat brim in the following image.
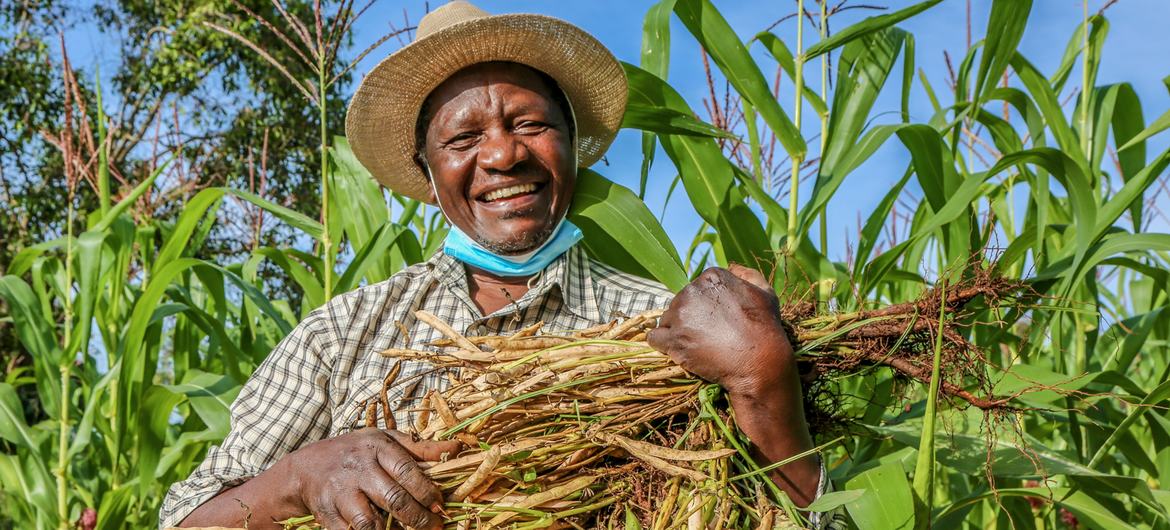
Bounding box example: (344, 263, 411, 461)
(345, 13, 627, 203)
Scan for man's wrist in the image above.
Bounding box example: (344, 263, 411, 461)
(251, 452, 308, 518)
(724, 359, 801, 406)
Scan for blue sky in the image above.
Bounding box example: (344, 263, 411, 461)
(348, 0, 1170, 263)
(60, 1, 1170, 264)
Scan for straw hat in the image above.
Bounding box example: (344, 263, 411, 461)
(345, 1, 627, 202)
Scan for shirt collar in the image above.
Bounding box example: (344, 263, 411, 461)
(428, 243, 600, 321)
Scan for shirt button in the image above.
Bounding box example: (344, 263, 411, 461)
(476, 324, 489, 335)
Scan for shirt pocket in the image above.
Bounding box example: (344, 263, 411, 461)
(333, 360, 454, 436)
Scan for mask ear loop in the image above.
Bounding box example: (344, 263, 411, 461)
(566, 91, 580, 180)
(423, 159, 455, 230)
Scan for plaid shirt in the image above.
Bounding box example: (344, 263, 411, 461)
(160, 245, 845, 529)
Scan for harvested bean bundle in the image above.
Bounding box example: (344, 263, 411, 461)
(282, 274, 1019, 530)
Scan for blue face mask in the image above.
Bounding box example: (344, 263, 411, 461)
(428, 95, 583, 278)
(443, 218, 583, 277)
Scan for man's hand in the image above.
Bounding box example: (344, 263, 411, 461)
(291, 428, 460, 530)
(180, 428, 460, 530)
(647, 265, 821, 507)
(647, 264, 795, 396)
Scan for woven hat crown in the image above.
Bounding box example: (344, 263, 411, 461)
(416, 1, 489, 39)
(344, 1, 627, 202)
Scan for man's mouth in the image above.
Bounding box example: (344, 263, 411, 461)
(477, 182, 544, 203)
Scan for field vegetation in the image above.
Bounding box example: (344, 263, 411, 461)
(1, 0, 1168, 529)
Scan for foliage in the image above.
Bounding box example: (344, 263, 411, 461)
(1, 0, 1169, 529)
(0, 0, 355, 285)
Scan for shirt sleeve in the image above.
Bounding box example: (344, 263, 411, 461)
(158, 312, 335, 529)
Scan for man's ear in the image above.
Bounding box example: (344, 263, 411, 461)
(425, 184, 438, 205)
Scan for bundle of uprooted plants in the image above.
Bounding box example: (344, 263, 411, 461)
(281, 273, 1021, 530)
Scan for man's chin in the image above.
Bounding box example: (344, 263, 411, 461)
(474, 223, 556, 255)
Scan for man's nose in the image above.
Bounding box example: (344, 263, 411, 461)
(477, 130, 529, 172)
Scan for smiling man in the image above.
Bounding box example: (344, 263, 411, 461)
(161, 2, 843, 529)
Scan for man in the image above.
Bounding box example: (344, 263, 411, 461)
(162, 2, 843, 529)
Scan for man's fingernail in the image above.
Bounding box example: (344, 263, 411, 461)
(431, 502, 443, 514)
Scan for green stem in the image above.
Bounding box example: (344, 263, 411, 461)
(911, 277, 947, 528)
(319, 58, 334, 300)
(56, 188, 75, 529)
(95, 69, 110, 216)
(727, 435, 844, 481)
(787, 0, 806, 251)
(55, 367, 71, 529)
(109, 382, 120, 489)
(817, 0, 829, 258)
(743, 102, 764, 189)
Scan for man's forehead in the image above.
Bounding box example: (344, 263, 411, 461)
(427, 62, 559, 109)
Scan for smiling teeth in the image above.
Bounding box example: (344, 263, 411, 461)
(483, 183, 537, 201)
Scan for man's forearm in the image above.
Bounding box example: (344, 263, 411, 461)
(179, 457, 304, 529)
(727, 375, 821, 507)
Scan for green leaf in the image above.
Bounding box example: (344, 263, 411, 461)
(0, 383, 37, 451)
(624, 506, 643, 530)
(91, 160, 169, 232)
(622, 103, 738, 139)
(137, 385, 186, 498)
(974, 0, 1033, 100)
(155, 187, 324, 273)
(1096, 146, 1169, 237)
(801, 29, 908, 234)
(231, 188, 325, 240)
(992, 364, 1095, 405)
(247, 247, 324, 310)
(67, 369, 116, 459)
(938, 488, 1133, 529)
(804, 0, 941, 60)
(0, 275, 63, 419)
(1088, 377, 1170, 469)
(674, 0, 805, 158)
(1119, 107, 1170, 152)
(95, 485, 136, 530)
(0, 453, 55, 526)
(624, 62, 771, 269)
(752, 32, 829, 116)
(641, 0, 675, 80)
(569, 169, 688, 292)
(901, 34, 916, 123)
(1050, 18, 1090, 91)
(5, 239, 64, 277)
(69, 230, 106, 358)
(638, 0, 677, 197)
(162, 370, 242, 437)
(1011, 54, 1087, 168)
(0, 276, 59, 364)
(843, 462, 915, 530)
(335, 222, 415, 294)
(806, 489, 866, 512)
(855, 168, 912, 272)
(985, 148, 1095, 268)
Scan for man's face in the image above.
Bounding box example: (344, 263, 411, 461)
(422, 62, 575, 255)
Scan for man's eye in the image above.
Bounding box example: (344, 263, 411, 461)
(516, 121, 549, 134)
(446, 133, 478, 148)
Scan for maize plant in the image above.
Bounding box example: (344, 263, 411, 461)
(1, 1, 1169, 529)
